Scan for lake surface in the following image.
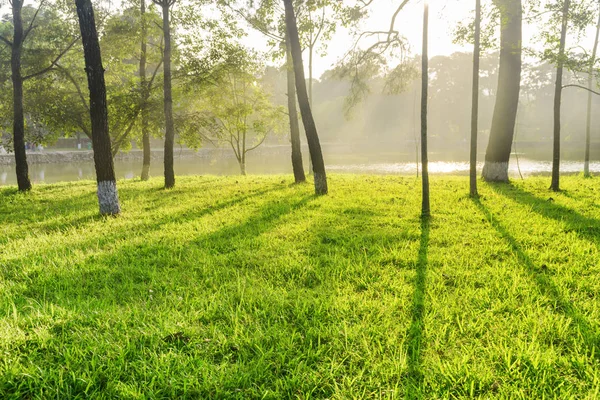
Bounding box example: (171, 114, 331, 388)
(1, 149, 599, 186)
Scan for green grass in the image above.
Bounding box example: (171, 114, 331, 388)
(1, 174, 600, 399)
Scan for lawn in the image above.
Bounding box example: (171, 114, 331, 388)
(1, 175, 599, 398)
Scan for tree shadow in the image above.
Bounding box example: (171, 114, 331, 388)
(488, 183, 600, 247)
(405, 218, 430, 399)
(15, 191, 316, 311)
(473, 198, 599, 360)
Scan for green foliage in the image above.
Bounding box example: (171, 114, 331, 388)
(1, 175, 600, 397)
(178, 48, 285, 170)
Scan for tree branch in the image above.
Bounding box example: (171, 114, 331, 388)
(0, 34, 13, 47)
(562, 84, 600, 96)
(23, 0, 46, 41)
(23, 36, 79, 81)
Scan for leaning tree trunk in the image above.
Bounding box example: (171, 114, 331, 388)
(307, 44, 314, 175)
(161, 2, 175, 189)
(140, 0, 151, 181)
(283, 0, 327, 195)
(285, 35, 306, 184)
(482, 0, 522, 182)
(11, 1, 31, 192)
(584, 2, 600, 177)
(76, 0, 121, 215)
(421, 1, 430, 218)
(470, 0, 481, 197)
(550, 0, 571, 191)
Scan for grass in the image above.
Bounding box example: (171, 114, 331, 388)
(1, 174, 600, 399)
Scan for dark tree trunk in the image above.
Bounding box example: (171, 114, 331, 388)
(482, 0, 522, 182)
(285, 35, 306, 184)
(551, 0, 571, 191)
(140, 0, 151, 181)
(76, 0, 121, 215)
(421, 2, 430, 218)
(283, 0, 327, 195)
(584, 2, 600, 177)
(470, 0, 481, 197)
(11, 1, 31, 192)
(160, 2, 175, 189)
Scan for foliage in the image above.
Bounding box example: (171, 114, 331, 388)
(178, 48, 285, 173)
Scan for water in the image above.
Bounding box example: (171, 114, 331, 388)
(1, 149, 599, 186)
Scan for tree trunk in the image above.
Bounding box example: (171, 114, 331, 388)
(283, 0, 327, 195)
(11, 1, 31, 192)
(470, 0, 481, 197)
(482, 0, 522, 182)
(140, 0, 151, 181)
(308, 44, 314, 176)
(550, 0, 571, 191)
(240, 156, 246, 176)
(285, 35, 306, 184)
(421, 1, 430, 218)
(584, 3, 600, 177)
(76, 0, 121, 215)
(161, 2, 175, 189)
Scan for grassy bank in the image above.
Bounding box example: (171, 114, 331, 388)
(1, 175, 599, 398)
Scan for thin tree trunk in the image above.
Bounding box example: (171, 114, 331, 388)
(140, 0, 151, 181)
(11, 1, 31, 192)
(470, 0, 481, 197)
(161, 2, 175, 189)
(283, 0, 327, 195)
(76, 0, 121, 215)
(585, 3, 600, 177)
(286, 35, 306, 183)
(550, 0, 571, 191)
(421, 1, 430, 218)
(308, 44, 314, 175)
(482, 0, 522, 182)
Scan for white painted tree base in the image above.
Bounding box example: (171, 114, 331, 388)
(482, 162, 509, 182)
(97, 180, 121, 215)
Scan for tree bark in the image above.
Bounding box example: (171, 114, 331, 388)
(160, 2, 175, 189)
(140, 0, 151, 181)
(550, 0, 571, 191)
(585, 2, 600, 177)
(76, 0, 121, 215)
(482, 0, 522, 182)
(470, 0, 481, 197)
(285, 35, 306, 184)
(308, 44, 314, 176)
(283, 0, 327, 195)
(421, 1, 430, 218)
(11, 1, 31, 192)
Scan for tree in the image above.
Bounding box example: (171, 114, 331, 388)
(0, 0, 77, 191)
(224, 0, 306, 182)
(152, 0, 176, 188)
(285, 33, 306, 183)
(75, 0, 121, 215)
(550, 0, 571, 191)
(180, 58, 285, 175)
(584, 1, 600, 177)
(470, 0, 481, 197)
(482, 0, 521, 182)
(421, 0, 430, 218)
(140, 0, 151, 180)
(283, 0, 327, 195)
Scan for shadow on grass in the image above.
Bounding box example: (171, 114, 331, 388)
(473, 198, 600, 359)
(488, 183, 600, 247)
(405, 218, 430, 399)
(17, 191, 316, 310)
